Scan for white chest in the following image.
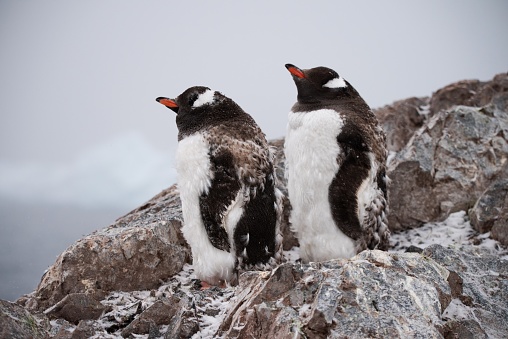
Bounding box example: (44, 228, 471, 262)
(176, 133, 212, 198)
(285, 109, 345, 199)
(284, 109, 356, 262)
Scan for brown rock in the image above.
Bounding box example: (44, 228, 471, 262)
(44, 293, 110, 325)
(430, 79, 483, 115)
(70, 320, 99, 339)
(442, 319, 488, 339)
(374, 96, 429, 152)
(0, 299, 50, 339)
(429, 72, 508, 116)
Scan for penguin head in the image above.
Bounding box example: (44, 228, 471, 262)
(285, 64, 357, 104)
(156, 86, 223, 115)
(156, 86, 242, 138)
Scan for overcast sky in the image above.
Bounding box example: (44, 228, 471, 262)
(0, 0, 507, 208)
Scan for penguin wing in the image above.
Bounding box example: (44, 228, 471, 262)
(199, 148, 241, 252)
(328, 130, 371, 240)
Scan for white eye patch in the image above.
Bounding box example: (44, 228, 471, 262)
(323, 77, 347, 89)
(192, 89, 215, 107)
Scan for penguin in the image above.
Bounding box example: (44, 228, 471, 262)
(156, 86, 282, 287)
(284, 64, 390, 263)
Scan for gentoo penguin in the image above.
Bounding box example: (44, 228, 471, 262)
(284, 64, 390, 263)
(156, 86, 282, 286)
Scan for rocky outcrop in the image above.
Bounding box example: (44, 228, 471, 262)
(219, 249, 452, 338)
(385, 73, 508, 231)
(387, 103, 508, 230)
(5, 73, 507, 338)
(0, 300, 50, 339)
(7, 245, 506, 338)
(374, 96, 429, 152)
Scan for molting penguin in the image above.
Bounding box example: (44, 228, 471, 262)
(284, 64, 390, 263)
(156, 86, 282, 286)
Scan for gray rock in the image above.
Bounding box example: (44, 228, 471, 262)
(387, 104, 508, 230)
(469, 168, 508, 245)
(219, 250, 451, 338)
(423, 244, 508, 339)
(121, 296, 181, 337)
(0, 299, 50, 339)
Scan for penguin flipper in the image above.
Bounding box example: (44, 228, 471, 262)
(329, 138, 370, 241)
(199, 148, 240, 252)
(233, 174, 278, 266)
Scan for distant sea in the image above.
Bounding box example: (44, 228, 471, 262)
(0, 198, 126, 302)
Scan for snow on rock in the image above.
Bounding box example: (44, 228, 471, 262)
(390, 211, 508, 260)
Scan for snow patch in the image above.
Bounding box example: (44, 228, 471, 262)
(390, 211, 508, 259)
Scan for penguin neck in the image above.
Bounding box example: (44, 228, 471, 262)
(292, 95, 370, 113)
(176, 101, 245, 140)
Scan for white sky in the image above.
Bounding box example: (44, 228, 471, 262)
(0, 0, 507, 207)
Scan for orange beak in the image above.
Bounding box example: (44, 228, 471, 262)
(156, 97, 179, 114)
(285, 64, 305, 79)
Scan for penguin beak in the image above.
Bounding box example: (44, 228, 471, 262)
(156, 97, 179, 114)
(285, 64, 305, 79)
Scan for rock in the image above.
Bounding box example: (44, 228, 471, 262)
(387, 104, 508, 230)
(219, 250, 451, 338)
(442, 319, 488, 339)
(48, 319, 74, 339)
(0, 299, 50, 339)
(121, 296, 181, 337)
(162, 292, 200, 339)
(374, 96, 429, 152)
(424, 244, 508, 339)
(430, 72, 508, 114)
(469, 168, 508, 245)
(70, 320, 101, 339)
(429, 79, 484, 115)
(23, 185, 191, 312)
(44, 293, 110, 325)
